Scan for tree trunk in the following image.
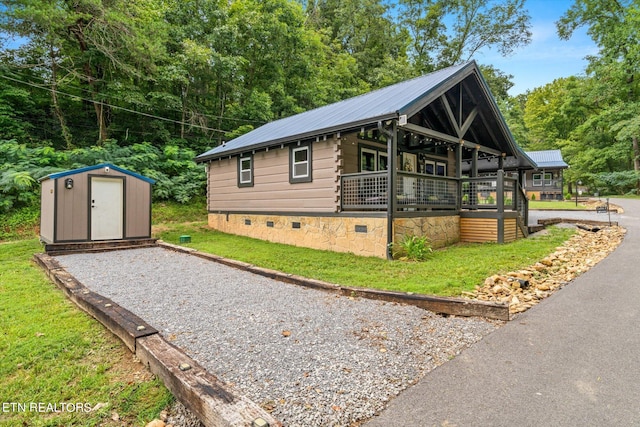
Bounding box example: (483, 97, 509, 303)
(49, 43, 73, 148)
(71, 20, 108, 143)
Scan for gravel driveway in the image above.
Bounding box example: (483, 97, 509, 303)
(56, 247, 500, 426)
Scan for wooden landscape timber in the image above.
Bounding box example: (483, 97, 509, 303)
(33, 252, 281, 427)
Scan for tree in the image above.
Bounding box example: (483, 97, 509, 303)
(558, 0, 640, 190)
(398, 0, 532, 73)
(523, 77, 590, 150)
(305, 0, 413, 88)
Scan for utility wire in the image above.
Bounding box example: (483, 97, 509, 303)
(0, 73, 235, 134)
(7, 68, 266, 125)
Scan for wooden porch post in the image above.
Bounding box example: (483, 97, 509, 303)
(456, 141, 463, 210)
(380, 121, 398, 260)
(497, 169, 505, 243)
(470, 147, 478, 207)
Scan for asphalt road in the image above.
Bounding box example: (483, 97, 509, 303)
(367, 198, 640, 427)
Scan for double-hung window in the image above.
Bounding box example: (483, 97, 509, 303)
(238, 155, 253, 187)
(532, 173, 552, 187)
(290, 143, 312, 183)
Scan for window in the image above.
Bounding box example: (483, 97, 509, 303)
(290, 144, 312, 183)
(533, 173, 552, 187)
(361, 147, 377, 172)
(424, 160, 435, 175)
(359, 145, 388, 172)
(436, 162, 447, 177)
(238, 155, 253, 187)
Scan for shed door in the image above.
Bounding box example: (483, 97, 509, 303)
(91, 177, 124, 240)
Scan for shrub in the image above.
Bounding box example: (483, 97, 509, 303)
(389, 234, 433, 261)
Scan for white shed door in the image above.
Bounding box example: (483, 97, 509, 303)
(91, 177, 124, 240)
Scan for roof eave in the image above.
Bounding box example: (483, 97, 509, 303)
(195, 113, 398, 163)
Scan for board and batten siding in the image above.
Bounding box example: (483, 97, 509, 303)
(208, 139, 339, 213)
(55, 172, 90, 241)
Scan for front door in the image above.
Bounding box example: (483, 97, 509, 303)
(91, 177, 124, 240)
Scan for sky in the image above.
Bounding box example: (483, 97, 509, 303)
(1, 0, 598, 98)
(476, 0, 599, 96)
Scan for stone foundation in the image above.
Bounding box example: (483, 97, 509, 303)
(393, 216, 460, 249)
(208, 213, 388, 258)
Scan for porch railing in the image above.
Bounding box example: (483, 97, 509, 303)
(340, 171, 388, 210)
(341, 171, 526, 217)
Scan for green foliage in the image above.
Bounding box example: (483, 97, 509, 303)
(0, 204, 40, 241)
(0, 139, 205, 214)
(530, 193, 536, 201)
(389, 234, 433, 261)
(592, 170, 640, 195)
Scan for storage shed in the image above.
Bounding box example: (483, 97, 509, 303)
(39, 163, 155, 244)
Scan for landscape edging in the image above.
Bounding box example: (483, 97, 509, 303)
(32, 252, 281, 427)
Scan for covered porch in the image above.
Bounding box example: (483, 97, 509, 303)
(341, 169, 529, 244)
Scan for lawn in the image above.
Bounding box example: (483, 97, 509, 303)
(528, 200, 588, 210)
(155, 222, 575, 296)
(0, 239, 173, 426)
(0, 197, 577, 427)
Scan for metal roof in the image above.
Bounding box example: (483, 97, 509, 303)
(40, 163, 156, 184)
(196, 62, 475, 162)
(525, 150, 569, 169)
(461, 149, 566, 173)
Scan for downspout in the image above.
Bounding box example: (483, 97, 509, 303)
(379, 120, 397, 260)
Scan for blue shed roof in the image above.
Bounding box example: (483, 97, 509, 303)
(197, 61, 483, 162)
(525, 150, 569, 169)
(40, 163, 156, 184)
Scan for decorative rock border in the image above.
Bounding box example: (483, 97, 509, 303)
(33, 253, 281, 427)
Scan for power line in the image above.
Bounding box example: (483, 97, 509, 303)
(6, 68, 267, 125)
(0, 73, 234, 134)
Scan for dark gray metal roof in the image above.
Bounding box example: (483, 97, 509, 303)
(461, 149, 567, 173)
(196, 62, 475, 162)
(526, 150, 569, 169)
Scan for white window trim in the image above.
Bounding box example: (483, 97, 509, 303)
(238, 155, 253, 187)
(290, 144, 312, 183)
(292, 146, 310, 179)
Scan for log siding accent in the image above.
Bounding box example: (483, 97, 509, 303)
(208, 139, 339, 213)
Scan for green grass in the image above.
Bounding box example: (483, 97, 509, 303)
(0, 239, 173, 426)
(529, 200, 588, 210)
(152, 196, 207, 224)
(155, 223, 575, 296)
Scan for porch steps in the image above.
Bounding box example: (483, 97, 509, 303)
(44, 238, 158, 256)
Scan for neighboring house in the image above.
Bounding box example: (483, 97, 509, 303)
(464, 149, 569, 201)
(196, 61, 534, 259)
(522, 150, 568, 201)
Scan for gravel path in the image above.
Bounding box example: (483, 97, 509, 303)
(56, 247, 500, 426)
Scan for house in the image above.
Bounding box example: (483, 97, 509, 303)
(522, 150, 568, 200)
(39, 163, 155, 246)
(462, 149, 569, 201)
(195, 61, 534, 259)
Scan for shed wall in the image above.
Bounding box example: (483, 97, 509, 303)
(125, 177, 152, 238)
(55, 174, 90, 241)
(40, 179, 55, 243)
(52, 168, 152, 242)
(207, 139, 339, 213)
